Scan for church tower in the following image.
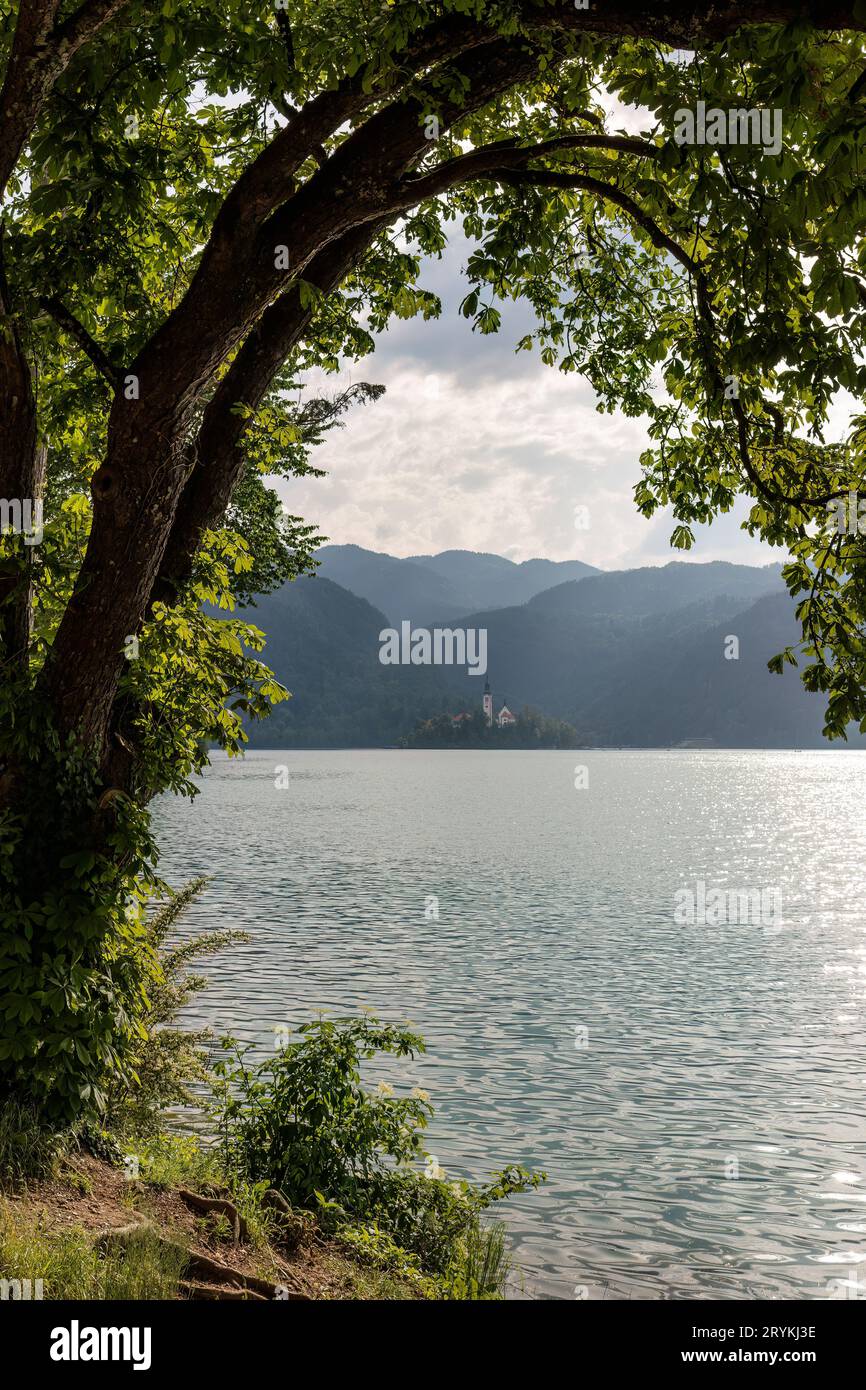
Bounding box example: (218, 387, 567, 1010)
(483, 678, 493, 727)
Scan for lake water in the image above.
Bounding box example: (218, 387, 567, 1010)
(152, 748, 866, 1300)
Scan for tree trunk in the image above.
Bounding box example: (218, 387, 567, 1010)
(0, 248, 41, 676)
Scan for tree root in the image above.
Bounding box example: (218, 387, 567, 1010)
(178, 1280, 269, 1301)
(181, 1252, 310, 1301)
(94, 1217, 151, 1252)
(261, 1189, 311, 1253)
(262, 1188, 292, 1215)
(177, 1188, 249, 1243)
(93, 1214, 309, 1299)
(181, 1249, 278, 1297)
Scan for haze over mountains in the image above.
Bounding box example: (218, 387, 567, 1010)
(238, 546, 858, 749)
(315, 544, 599, 625)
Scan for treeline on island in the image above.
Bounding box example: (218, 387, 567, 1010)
(400, 708, 579, 749)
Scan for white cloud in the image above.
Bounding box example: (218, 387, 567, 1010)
(273, 234, 844, 571)
(280, 347, 781, 568)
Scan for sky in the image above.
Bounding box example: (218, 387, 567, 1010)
(274, 98, 855, 573)
(279, 235, 770, 571)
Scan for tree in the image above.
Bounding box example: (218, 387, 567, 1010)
(2, 0, 866, 1118)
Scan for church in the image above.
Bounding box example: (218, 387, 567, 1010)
(449, 679, 516, 730)
(483, 679, 516, 728)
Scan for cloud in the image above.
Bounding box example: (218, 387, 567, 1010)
(273, 232, 834, 570)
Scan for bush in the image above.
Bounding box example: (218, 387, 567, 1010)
(0, 738, 164, 1129)
(212, 1015, 544, 1294)
(213, 1016, 432, 1200)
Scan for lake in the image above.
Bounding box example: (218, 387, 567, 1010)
(152, 748, 866, 1300)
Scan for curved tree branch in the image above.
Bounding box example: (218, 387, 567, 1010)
(519, 0, 866, 46)
(36, 0, 866, 757)
(484, 167, 699, 275)
(462, 165, 844, 513)
(400, 132, 664, 205)
(39, 295, 122, 388)
(149, 218, 388, 612)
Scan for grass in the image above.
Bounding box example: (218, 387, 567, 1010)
(0, 1205, 186, 1300)
(0, 1118, 513, 1301)
(320, 1246, 431, 1300)
(0, 888, 533, 1302)
(331, 1212, 512, 1300)
(443, 1219, 510, 1300)
(131, 1131, 224, 1192)
(132, 1133, 275, 1248)
(0, 994, 528, 1301)
(0, 1101, 65, 1188)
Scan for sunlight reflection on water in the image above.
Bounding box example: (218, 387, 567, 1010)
(153, 748, 866, 1300)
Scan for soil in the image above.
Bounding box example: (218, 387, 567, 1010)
(1, 1153, 421, 1301)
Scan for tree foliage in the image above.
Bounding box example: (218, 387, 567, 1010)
(2, 0, 866, 1118)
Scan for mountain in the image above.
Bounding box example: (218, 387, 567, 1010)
(236, 557, 858, 749)
(236, 576, 450, 747)
(313, 545, 467, 626)
(574, 590, 836, 748)
(406, 549, 600, 612)
(436, 561, 787, 716)
(526, 560, 784, 620)
(314, 544, 599, 625)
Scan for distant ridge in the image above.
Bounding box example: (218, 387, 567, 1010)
(237, 554, 862, 749)
(526, 560, 785, 618)
(315, 544, 599, 625)
(406, 549, 600, 613)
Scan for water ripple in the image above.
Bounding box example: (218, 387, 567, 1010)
(153, 749, 866, 1300)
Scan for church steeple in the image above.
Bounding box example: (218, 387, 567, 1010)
(482, 678, 493, 727)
